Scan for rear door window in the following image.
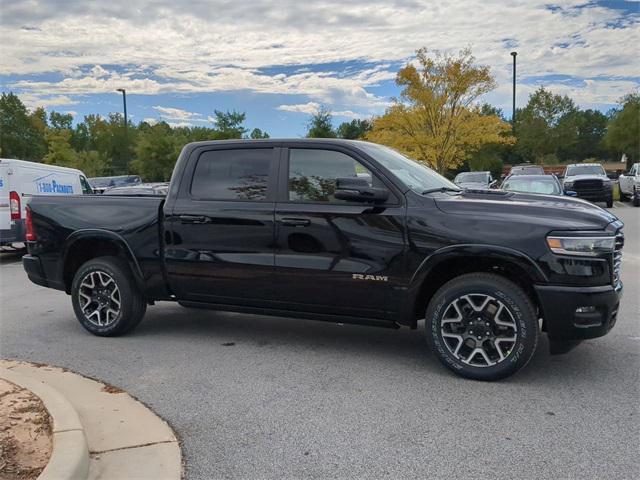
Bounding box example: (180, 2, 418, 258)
(191, 149, 273, 201)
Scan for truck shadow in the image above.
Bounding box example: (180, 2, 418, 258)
(130, 303, 624, 385)
(137, 303, 442, 371)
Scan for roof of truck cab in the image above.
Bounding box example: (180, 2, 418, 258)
(0, 158, 85, 175)
(184, 138, 368, 147)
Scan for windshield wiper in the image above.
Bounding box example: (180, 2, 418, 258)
(421, 187, 462, 195)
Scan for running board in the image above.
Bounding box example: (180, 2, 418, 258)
(178, 300, 400, 329)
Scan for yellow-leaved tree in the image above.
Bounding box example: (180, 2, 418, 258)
(367, 48, 514, 173)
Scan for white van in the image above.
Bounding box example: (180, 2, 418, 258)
(0, 159, 93, 245)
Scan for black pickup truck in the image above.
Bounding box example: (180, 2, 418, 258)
(22, 140, 624, 380)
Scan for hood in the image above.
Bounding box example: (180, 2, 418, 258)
(564, 174, 609, 182)
(434, 190, 617, 231)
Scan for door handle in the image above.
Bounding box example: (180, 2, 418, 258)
(280, 218, 310, 227)
(179, 215, 208, 224)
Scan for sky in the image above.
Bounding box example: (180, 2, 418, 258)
(1, 0, 638, 137)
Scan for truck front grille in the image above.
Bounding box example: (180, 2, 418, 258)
(613, 229, 624, 290)
(574, 179, 603, 191)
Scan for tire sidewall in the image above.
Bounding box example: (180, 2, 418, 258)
(426, 275, 537, 381)
(71, 257, 138, 336)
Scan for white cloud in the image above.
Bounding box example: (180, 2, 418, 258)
(0, 0, 638, 113)
(18, 93, 78, 109)
(152, 106, 202, 120)
(332, 110, 367, 119)
(277, 102, 370, 119)
(277, 102, 321, 114)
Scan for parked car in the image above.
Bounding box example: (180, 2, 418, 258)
(89, 175, 142, 194)
(618, 162, 639, 206)
(104, 183, 169, 196)
(501, 174, 576, 197)
(22, 139, 625, 381)
(0, 159, 92, 246)
(453, 171, 495, 190)
(562, 163, 613, 208)
(508, 164, 545, 176)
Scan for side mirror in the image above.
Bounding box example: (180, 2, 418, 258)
(334, 177, 389, 203)
(565, 190, 578, 197)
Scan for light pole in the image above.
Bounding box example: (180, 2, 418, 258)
(116, 88, 127, 173)
(510, 52, 517, 131)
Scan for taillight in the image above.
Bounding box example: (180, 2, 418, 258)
(10, 191, 20, 220)
(25, 206, 36, 241)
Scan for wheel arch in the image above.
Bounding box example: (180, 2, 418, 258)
(404, 245, 547, 328)
(60, 229, 144, 294)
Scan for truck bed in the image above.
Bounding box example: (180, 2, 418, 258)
(26, 194, 165, 296)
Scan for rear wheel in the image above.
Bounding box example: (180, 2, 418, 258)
(606, 198, 613, 208)
(71, 256, 146, 336)
(633, 187, 640, 207)
(425, 273, 538, 381)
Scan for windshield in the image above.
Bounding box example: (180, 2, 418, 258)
(454, 172, 487, 184)
(89, 177, 113, 188)
(510, 165, 544, 175)
(356, 142, 458, 193)
(502, 177, 561, 195)
(565, 165, 605, 176)
(90, 176, 142, 188)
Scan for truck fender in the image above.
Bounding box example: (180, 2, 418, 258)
(399, 244, 548, 326)
(60, 229, 145, 293)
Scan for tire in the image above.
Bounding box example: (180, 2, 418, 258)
(619, 191, 628, 202)
(634, 188, 640, 207)
(425, 273, 538, 381)
(71, 256, 147, 336)
(606, 198, 613, 208)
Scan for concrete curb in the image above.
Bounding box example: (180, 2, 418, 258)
(0, 366, 90, 480)
(1, 360, 182, 479)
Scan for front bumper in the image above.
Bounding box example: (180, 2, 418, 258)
(535, 283, 621, 350)
(566, 187, 612, 202)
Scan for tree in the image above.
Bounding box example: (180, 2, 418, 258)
(514, 87, 578, 163)
(131, 122, 183, 181)
(212, 110, 247, 139)
(464, 105, 511, 178)
(604, 93, 640, 166)
(43, 128, 77, 168)
(249, 128, 270, 139)
(571, 109, 609, 161)
(0, 92, 45, 160)
(306, 106, 336, 138)
(367, 48, 513, 173)
(49, 111, 73, 130)
(75, 150, 110, 177)
(336, 119, 372, 139)
(28, 107, 49, 160)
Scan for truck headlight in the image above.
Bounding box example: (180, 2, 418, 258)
(547, 235, 615, 256)
(563, 181, 573, 189)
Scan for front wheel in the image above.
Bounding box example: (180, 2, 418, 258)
(425, 273, 538, 381)
(606, 198, 613, 208)
(633, 188, 640, 207)
(71, 256, 147, 336)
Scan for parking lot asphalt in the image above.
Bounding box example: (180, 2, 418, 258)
(1, 204, 638, 480)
